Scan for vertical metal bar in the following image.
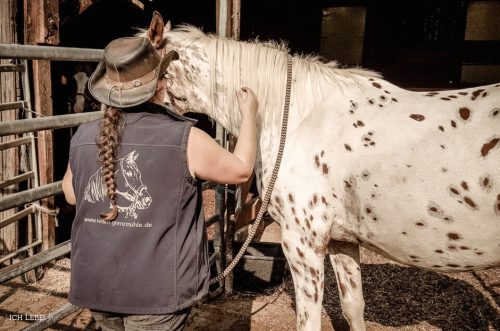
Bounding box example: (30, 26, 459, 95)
(218, 0, 228, 37)
(21, 58, 42, 252)
(213, 184, 225, 292)
(215, 0, 231, 295)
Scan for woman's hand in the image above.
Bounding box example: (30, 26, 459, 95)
(236, 87, 258, 118)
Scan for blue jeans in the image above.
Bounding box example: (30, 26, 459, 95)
(91, 308, 191, 331)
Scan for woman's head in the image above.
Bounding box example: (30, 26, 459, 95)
(88, 36, 178, 108)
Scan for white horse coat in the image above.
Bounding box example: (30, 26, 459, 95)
(144, 13, 499, 331)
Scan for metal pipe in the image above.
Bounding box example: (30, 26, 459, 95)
(0, 111, 103, 136)
(0, 136, 31, 151)
(0, 181, 62, 212)
(218, 0, 228, 37)
(209, 251, 220, 265)
(0, 44, 103, 62)
(0, 64, 24, 72)
(205, 214, 221, 227)
(0, 205, 35, 229)
(0, 240, 42, 265)
(22, 303, 80, 331)
(0, 171, 34, 190)
(0, 100, 26, 111)
(0, 240, 70, 283)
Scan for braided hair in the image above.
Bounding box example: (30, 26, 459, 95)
(96, 105, 123, 221)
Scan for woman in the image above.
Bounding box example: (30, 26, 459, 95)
(62, 35, 258, 331)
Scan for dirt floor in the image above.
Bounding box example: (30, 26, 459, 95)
(0, 190, 499, 331)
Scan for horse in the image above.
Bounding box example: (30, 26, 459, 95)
(84, 150, 152, 219)
(69, 63, 100, 114)
(142, 12, 499, 331)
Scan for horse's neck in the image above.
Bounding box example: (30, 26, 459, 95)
(202, 38, 291, 137)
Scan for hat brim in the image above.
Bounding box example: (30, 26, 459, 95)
(88, 50, 179, 108)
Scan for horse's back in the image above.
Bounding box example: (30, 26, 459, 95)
(276, 80, 500, 272)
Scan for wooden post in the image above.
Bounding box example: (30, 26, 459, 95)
(0, 0, 20, 259)
(232, 0, 241, 40)
(24, 0, 60, 250)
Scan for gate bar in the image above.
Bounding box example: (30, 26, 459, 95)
(0, 136, 31, 151)
(0, 181, 62, 213)
(0, 240, 70, 283)
(0, 205, 35, 229)
(22, 303, 80, 331)
(0, 64, 24, 72)
(0, 100, 26, 111)
(0, 240, 42, 265)
(0, 111, 103, 136)
(0, 44, 103, 62)
(0, 171, 34, 190)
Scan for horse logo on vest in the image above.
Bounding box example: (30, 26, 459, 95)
(84, 150, 152, 219)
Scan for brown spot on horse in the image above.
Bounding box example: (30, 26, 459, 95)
(481, 138, 499, 157)
(410, 114, 425, 121)
(459, 107, 471, 121)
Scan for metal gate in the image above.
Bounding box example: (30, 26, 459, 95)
(0, 43, 227, 330)
(0, 58, 42, 275)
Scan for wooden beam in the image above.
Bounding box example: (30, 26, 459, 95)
(24, 0, 59, 45)
(0, 0, 20, 259)
(24, 0, 60, 251)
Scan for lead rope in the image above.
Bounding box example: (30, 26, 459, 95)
(209, 56, 293, 285)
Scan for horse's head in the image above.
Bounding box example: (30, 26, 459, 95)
(119, 151, 152, 209)
(71, 64, 100, 113)
(72, 71, 89, 113)
(144, 12, 212, 117)
(143, 11, 291, 137)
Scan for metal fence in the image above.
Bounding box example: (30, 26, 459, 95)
(0, 43, 226, 330)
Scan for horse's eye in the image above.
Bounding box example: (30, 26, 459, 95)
(124, 170, 132, 176)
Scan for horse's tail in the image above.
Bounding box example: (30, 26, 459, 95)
(84, 169, 107, 203)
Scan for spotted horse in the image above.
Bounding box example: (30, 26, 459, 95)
(143, 12, 499, 331)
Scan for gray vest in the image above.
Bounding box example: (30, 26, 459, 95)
(68, 104, 209, 314)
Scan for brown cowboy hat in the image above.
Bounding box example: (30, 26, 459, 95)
(88, 36, 178, 108)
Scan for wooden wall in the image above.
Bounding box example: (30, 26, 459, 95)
(0, 0, 20, 259)
(23, 0, 60, 250)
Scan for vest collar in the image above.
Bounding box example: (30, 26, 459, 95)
(124, 102, 197, 124)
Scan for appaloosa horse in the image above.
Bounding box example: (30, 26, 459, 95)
(143, 12, 499, 331)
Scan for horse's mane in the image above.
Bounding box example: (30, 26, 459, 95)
(141, 25, 381, 132)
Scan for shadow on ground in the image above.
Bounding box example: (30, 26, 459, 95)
(317, 263, 500, 331)
(186, 253, 499, 331)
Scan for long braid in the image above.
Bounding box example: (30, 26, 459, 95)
(96, 105, 123, 221)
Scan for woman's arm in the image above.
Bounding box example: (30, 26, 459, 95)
(187, 87, 258, 184)
(62, 163, 76, 205)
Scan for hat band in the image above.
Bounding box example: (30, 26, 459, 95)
(105, 68, 159, 90)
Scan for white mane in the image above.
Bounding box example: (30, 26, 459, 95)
(158, 26, 381, 132)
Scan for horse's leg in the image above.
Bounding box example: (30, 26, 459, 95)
(281, 225, 325, 331)
(328, 241, 366, 331)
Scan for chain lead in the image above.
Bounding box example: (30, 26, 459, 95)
(209, 56, 293, 285)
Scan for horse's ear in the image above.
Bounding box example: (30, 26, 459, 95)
(124, 150, 138, 162)
(165, 20, 172, 32)
(147, 11, 164, 48)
